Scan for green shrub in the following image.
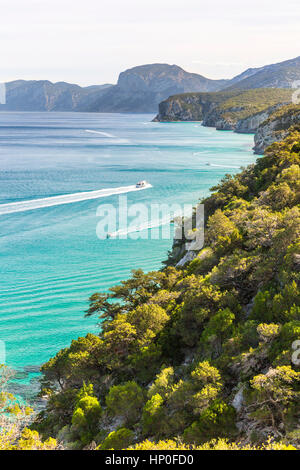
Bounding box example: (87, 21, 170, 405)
(141, 394, 165, 435)
(71, 384, 102, 445)
(97, 428, 134, 450)
(183, 400, 236, 444)
(105, 381, 145, 426)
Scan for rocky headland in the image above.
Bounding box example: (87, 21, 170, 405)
(154, 89, 300, 154)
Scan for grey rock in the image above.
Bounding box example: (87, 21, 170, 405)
(232, 385, 245, 412)
(253, 107, 300, 154)
(176, 250, 197, 267)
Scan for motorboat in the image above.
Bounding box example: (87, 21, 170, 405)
(136, 180, 148, 188)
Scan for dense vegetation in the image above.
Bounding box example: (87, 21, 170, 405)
(218, 89, 292, 122)
(158, 88, 293, 123)
(1, 127, 299, 451)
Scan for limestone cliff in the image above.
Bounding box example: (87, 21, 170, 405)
(253, 104, 300, 154)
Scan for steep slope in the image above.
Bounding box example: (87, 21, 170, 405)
(35, 128, 300, 450)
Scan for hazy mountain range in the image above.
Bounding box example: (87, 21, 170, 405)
(1, 56, 300, 113)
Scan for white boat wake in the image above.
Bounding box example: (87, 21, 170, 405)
(85, 129, 116, 138)
(108, 210, 189, 238)
(205, 162, 241, 169)
(108, 216, 173, 238)
(85, 129, 130, 144)
(0, 184, 152, 215)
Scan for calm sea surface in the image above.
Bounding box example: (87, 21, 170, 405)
(0, 112, 256, 393)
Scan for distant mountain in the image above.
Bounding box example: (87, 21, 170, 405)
(86, 64, 229, 113)
(0, 64, 228, 114)
(0, 80, 112, 112)
(1, 57, 300, 113)
(227, 56, 300, 90)
(227, 67, 265, 85)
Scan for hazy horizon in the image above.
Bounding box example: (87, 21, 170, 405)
(1, 0, 300, 86)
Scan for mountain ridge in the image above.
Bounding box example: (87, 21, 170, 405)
(1, 56, 300, 113)
(226, 56, 300, 90)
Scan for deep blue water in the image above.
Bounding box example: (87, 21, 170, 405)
(0, 112, 256, 389)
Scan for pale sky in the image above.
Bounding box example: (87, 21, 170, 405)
(1, 0, 300, 86)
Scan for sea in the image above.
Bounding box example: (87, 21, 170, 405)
(0, 112, 256, 398)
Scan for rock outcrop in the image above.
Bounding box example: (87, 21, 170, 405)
(202, 105, 280, 133)
(253, 105, 300, 154)
(235, 104, 283, 134)
(153, 93, 211, 122)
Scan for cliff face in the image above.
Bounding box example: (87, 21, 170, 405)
(235, 104, 283, 134)
(201, 105, 278, 132)
(254, 104, 300, 154)
(153, 94, 208, 121)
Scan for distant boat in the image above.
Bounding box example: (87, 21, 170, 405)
(136, 180, 148, 188)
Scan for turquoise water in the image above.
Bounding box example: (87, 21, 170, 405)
(0, 112, 256, 386)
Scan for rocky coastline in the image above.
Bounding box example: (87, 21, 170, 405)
(154, 90, 298, 154)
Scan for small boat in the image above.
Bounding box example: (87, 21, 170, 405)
(136, 180, 148, 188)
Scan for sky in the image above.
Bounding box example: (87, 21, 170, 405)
(1, 0, 300, 86)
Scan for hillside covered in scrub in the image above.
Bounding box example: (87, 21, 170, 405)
(154, 88, 293, 134)
(1, 126, 299, 451)
(14, 125, 298, 451)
